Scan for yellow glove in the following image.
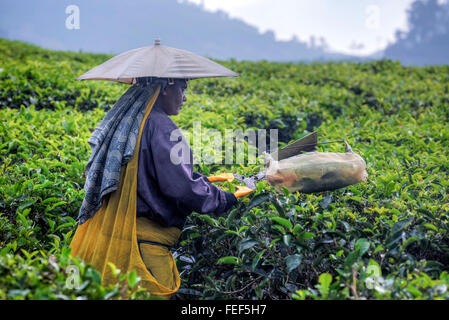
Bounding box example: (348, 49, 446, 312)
(234, 186, 254, 198)
(207, 173, 253, 198)
(207, 173, 235, 182)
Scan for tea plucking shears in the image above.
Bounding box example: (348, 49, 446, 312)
(206, 131, 336, 198)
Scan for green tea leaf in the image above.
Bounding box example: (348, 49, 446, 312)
(270, 216, 293, 231)
(217, 256, 241, 265)
(238, 238, 259, 253)
(285, 254, 302, 273)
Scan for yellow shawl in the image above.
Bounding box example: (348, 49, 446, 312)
(70, 85, 181, 299)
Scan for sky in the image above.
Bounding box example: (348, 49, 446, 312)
(183, 0, 417, 56)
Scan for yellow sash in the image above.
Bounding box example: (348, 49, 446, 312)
(70, 85, 181, 299)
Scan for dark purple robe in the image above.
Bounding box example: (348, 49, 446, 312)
(136, 104, 238, 229)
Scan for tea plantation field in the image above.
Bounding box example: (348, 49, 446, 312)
(0, 38, 448, 300)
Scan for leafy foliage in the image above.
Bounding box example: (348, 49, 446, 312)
(1, 39, 449, 299)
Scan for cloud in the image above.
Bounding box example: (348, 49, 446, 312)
(186, 0, 415, 56)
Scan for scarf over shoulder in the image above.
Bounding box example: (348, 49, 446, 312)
(77, 77, 168, 225)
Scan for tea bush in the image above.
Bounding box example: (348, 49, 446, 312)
(0, 38, 448, 299)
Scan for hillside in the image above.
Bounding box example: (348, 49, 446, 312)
(0, 0, 357, 62)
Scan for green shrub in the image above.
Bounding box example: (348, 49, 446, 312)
(1, 38, 448, 300)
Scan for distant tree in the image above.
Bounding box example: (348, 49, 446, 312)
(385, 0, 449, 65)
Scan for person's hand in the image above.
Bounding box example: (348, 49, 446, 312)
(234, 186, 254, 198)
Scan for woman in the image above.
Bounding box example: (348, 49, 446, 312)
(70, 77, 251, 299)
(135, 77, 245, 296)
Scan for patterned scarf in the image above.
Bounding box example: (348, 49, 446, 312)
(77, 77, 168, 224)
